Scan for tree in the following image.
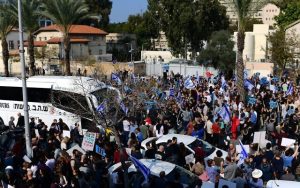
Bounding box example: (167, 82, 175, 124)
(41, 0, 90, 76)
(148, 0, 229, 58)
(197, 30, 235, 77)
(275, 0, 300, 28)
(84, 0, 112, 29)
(0, 5, 16, 77)
(229, 18, 263, 33)
(229, 0, 269, 101)
(10, 0, 41, 76)
(268, 28, 299, 76)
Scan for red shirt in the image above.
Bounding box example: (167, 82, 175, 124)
(212, 123, 221, 134)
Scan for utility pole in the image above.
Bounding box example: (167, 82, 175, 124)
(18, 0, 32, 158)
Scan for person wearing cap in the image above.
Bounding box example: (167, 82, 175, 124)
(249, 169, 263, 188)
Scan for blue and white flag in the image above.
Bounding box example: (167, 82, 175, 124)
(244, 70, 248, 79)
(96, 101, 106, 113)
(286, 84, 293, 95)
(260, 77, 269, 86)
(219, 104, 231, 123)
(184, 77, 195, 89)
(169, 88, 175, 97)
(120, 102, 128, 115)
(95, 145, 106, 157)
(244, 79, 254, 91)
(221, 76, 227, 90)
(112, 73, 122, 85)
(238, 139, 248, 165)
(130, 155, 150, 182)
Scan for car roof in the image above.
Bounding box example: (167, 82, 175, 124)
(266, 180, 300, 188)
(109, 159, 176, 177)
(156, 134, 196, 145)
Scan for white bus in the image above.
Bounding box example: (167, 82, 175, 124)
(0, 76, 117, 133)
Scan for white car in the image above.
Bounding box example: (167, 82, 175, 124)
(108, 159, 200, 188)
(141, 134, 227, 161)
(266, 180, 300, 188)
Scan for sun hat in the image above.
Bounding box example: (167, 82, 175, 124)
(252, 169, 263, 179)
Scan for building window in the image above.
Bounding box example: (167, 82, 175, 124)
(9, 41, 14, 50)
(39, 37, 42, 41)
(44, 37, 47, 41)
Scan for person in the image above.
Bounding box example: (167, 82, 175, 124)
(281, 166, 296, 181)
(155, 145, 166, 160)
(260, 157, 273, 182)
(272, 151, 284, 179)
(249, 169, 264, 188)
(144, 142, 156, 159)
(232, 168, 247, 188)
(154, 171, 168, 188)
(16, 112, 24, 127)
(8, 116, 15, 129)
(213, 150, 224, 169)
(222, 156, 238, 180)
(282, 144, 298, 168)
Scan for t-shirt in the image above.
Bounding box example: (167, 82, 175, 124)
(206, 121, 213, 134)
(283, 155, 294, 168)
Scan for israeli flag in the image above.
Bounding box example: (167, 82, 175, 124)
(120, 102, 128, 115)
(244, 70, 248, 79)
(286, 84, 293, 95)
(244, 79, 254, 91)
(169, 88, 175, 97)
(238, 139, 248, 165)
(184, 77, 195, 89)
(96, 101, 106, 113)
(219, 104, 231, 123)
(112, 73, 122, 85)
(130, 155, 150, 182)
(221, 76, 227, 90)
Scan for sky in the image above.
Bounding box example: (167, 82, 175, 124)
(110, 0, 148, 23)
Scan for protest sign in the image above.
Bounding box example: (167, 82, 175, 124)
(63, 130, 71, 138)
(67, 144, 86, 156)
(185, 153, 195, 164)
(34, 129, 40, 137)
(269, 101, 278, 109)
(95, 145, 106, 157)
(248, 97, 256, 105)
(281, 138, 296, 147)
(81, 132, 97, 151)
(253, 131, 269, 148)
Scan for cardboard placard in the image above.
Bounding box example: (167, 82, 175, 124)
(66, 144, 86, 156)
(81, 132, 97, 151)
(63, 130, 71, 138)
(95, 145, 106, 157)
(281, 137, 296, 147)
(253, 131, 268, 148)
(185, 153, 195, 164)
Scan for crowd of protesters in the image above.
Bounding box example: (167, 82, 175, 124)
(0, 71, 300, 188)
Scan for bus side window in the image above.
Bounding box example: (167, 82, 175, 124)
(27, 88, 51, 103)
(0, 86, 23, 101)
(52, 90, 92, 118)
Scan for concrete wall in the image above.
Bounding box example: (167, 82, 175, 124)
(36, 31, 62, 41)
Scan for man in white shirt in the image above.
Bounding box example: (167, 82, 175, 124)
(205, 116, 213, 143)
(123, 117, 130, 143)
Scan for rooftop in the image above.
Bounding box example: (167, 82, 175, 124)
(35, 24, 108, 35)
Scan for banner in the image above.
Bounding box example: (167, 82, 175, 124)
(82, 132, 97, 151)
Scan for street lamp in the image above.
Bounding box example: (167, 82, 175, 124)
(18, 0, 32, 158)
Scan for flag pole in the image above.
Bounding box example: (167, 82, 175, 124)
(18, 0, 32, 158)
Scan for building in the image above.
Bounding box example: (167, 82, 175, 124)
(234, 24, 272, 63)
(219, 1, 280, 26)
(34, 24, 108, 60)
(106, 33, 136, 52)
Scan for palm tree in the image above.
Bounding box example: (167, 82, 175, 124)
(0, 5, 16, 77)
(41, 0, 89, 75)
(231, 0, 268, 101)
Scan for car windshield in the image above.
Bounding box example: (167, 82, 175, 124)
(166, 166, 199, 187)
(188, 139, 216, 157)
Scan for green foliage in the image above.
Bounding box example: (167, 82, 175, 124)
(148, 0, 229, 57)
(83, 0, 112, 29)
(268, 28, 298, 75)
(275, 0, 300, 28)
(229, 18, 263, 33)
(197, 30, 235, 75)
